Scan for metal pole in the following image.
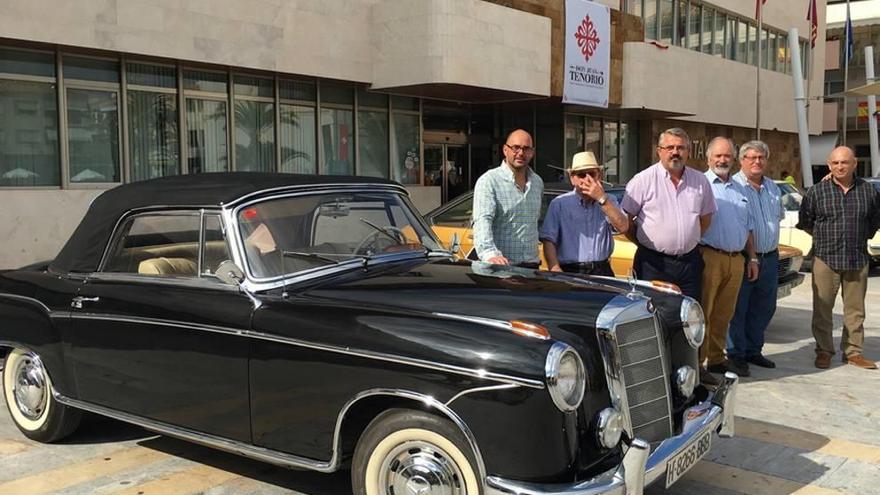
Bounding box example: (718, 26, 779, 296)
(866, 45, 880, 177)
(843, 0, 851, 146)
(790, 29, 813, 187)
(756, 6, 762, 140)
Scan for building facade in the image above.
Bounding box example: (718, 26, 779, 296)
(0, 0, 825, 268)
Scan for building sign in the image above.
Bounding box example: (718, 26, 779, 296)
(563, 0, 610, 108)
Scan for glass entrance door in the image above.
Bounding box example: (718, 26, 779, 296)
(424, 144, 467, 204)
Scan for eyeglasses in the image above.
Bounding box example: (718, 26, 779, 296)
(572, 170, 599, 179)
(505, 144, 535, 154)
(658, 145, 688, 152)
(742, 155, 766, 162)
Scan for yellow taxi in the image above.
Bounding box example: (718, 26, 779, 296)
(426, 183, 805, 299)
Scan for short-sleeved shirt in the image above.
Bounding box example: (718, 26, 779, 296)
(621, 163, 716, 255)
(796, 178, 880, 271)
(539, 190, 617, 263)
(732, 172, 784, 254)
(700, 170, 754, 252)
(472, 161, 544, 264)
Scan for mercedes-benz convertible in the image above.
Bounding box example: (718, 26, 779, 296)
(0, 173, 737, 494)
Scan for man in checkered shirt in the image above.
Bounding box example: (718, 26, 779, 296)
(798, 146, 880, 370)
(472, 129, 544, 267)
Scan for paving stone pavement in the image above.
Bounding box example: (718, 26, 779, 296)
(1, 270, 878, 494)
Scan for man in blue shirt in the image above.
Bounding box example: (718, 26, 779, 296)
(728, 140, 785, 372)
(698, 137, 759, 385)
(540, 151, 629, 276)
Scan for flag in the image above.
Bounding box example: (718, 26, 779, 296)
(806, 0, 818, 48)
(755, 0, 767, 18)
(845, 1, 854, 61)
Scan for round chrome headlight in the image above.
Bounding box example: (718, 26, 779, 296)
(680, 297, 705, 348)
(545, 342, 586, 412)
(675, 366, 697, 398)
(596, 408, 624, 449)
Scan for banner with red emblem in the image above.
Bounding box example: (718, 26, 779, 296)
(563, 0, 610, 108)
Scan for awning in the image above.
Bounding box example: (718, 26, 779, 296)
(846, 81, 880, 96)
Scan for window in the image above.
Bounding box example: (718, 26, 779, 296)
(645, 0, 658, 40)
(659, 0, 674, 44)
(564, 114, 585, 175)
(64, 56, 121, 184)
(737, 21, 749, 63)
(184, 69, 228, 173)
(358, 89, 389, 178)
(391, 112, 420, 184)
(712, 11, 725, 57)
(127, 63, 179, 181)
(748, 22, 759, 65)
(279, 79, 317, 174)
(103, 212, 201, 276)
(320, 83, 354, 175)
(431, 196, 473, 227)
(603, 121, 619, 183)
(66, 88, 120, 183)
(202, 214, 231, 276)
(237, 192, 441, 279)
(0, 77, 60, 187)
(701, 7, 715, 54)
(687, 2, 701, 51)
(234, 75, 275, 172)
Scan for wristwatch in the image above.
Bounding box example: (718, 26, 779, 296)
(749, 258, 759, 263)
(597, 195, 608, 206)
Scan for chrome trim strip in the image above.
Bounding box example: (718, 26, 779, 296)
(334, 388, 489, 489)
(66, 313, 543, 389)
(445, 384, 519, 406)
(52, 386, 489, 487)
(53, 393, 338, 472)
(85, 272, 240, 291)
(0, 293, 53, 314)
(433, 312, 514, 332)
(226, 183, 408, 209)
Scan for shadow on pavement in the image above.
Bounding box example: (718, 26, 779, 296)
(136, 434, 352, 494)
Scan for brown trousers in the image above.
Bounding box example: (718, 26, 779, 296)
(699, 248, 745, 366)
(811, 256, 869, 357)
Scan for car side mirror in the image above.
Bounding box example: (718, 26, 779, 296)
(215, 260, 245, 285)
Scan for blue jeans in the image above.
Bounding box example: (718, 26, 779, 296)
(727, 252, 778, 360)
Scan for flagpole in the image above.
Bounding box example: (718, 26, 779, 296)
(843, 0, 851, 146)
(757, 2, 763, 140)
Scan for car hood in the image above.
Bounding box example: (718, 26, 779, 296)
(295, 258, 634, 332)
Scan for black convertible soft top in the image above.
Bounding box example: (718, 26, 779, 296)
(50, 172, 402, 274)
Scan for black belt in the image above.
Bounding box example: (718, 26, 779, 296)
(560, 261, 609, 270)
(699, 244, 742, 257)
(639, 245, 698, 261)
(755, 249, 778, 257)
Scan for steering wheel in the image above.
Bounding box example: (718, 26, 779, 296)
(354, 226, 405, 255)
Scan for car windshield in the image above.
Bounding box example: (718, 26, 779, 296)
(238, 191, 444, 279)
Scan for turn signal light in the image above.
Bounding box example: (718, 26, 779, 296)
(650, 280, 682, 294)
(510, 320, 551, 340)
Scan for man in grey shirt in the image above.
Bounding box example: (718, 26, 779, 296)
(472, 129, 544, 267)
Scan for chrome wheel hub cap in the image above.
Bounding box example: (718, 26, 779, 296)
(12, 355, 47, 420)
(380, 441, 465, 495)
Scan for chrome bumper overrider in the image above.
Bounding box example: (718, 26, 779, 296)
(486, 372, 739, 495)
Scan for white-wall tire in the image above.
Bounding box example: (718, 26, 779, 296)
(2, 348, 80, 442)
(352, 408, 482, 495)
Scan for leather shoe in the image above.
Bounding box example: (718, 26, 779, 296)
(700, 367, 720, 387)
(747, 354, 776, 369)
(815, 352, 832, 369)
(708, 360, 750, 377)
(844, 354, 878, 370)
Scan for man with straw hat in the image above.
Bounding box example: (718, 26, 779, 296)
(540, 151, 629, 276)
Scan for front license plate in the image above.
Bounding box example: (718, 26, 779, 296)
(777, 284, 792, 299)
(665, 430, 712, 488)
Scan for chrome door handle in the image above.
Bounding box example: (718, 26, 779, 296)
(71, 296, 100, 309)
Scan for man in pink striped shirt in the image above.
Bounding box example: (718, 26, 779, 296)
(621, 128, 716, 301)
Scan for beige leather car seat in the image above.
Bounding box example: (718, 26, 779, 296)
(137, 257, 198, 276)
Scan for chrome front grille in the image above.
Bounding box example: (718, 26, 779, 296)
(615, 316, 673, 443)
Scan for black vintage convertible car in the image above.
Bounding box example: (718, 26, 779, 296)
(0, 173, 736, 494)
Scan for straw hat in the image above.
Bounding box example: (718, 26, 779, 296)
(569, 151, 601, 172)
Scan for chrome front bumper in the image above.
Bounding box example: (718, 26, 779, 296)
(485, 372, 739, 495)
